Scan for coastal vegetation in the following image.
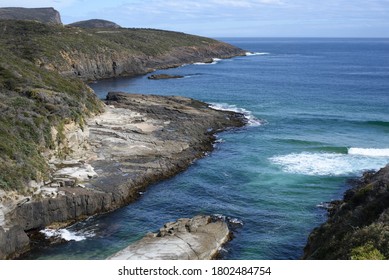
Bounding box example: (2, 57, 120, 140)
(303, 166, 389, 259)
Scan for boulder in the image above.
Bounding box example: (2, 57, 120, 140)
(0, 225, 29, 259)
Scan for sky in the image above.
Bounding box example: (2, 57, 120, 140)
(0, 0, 389, 38)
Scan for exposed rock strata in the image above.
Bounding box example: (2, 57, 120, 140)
(1, 92, 246, 259)
(0, 7, 61, 24)
(108, 215, 230, 260)
(303, 164, 389, 259)
(58, 42, 245, 81)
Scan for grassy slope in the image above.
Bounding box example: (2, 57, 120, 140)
(0, 20, 235, 191)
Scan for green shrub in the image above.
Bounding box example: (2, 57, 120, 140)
(351, 242, 385, 260)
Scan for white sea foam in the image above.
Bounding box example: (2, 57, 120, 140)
(270, 151, 389, 176)
(213, 214, 244, 226)
(245, 52, 270, 56)
(348, 148, 389, 157)
(40, 228, 95, 242)
(193, 58, 222, 65)
(193, 61, 217, 65)
(209, 103, 264, 126)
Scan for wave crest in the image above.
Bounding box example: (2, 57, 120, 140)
(270, 150, 389, 176)
(348, 148, 389, 157)
(245, 52, 270, 56)
(40, 228, 95, 242)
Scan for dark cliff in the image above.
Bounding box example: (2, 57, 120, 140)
(303, 165, 389, 259)
(0, 7, 61, 24)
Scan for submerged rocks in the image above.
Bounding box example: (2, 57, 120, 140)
(303, 164, 389, 259)
(108, 215, 230, 260)
(148, 74, 184, 80)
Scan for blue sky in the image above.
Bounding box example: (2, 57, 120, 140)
(1, 0, 389, 37)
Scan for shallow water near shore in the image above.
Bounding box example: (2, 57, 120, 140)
(26, 38, 389, 259)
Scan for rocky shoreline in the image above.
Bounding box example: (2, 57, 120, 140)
(0, 92, 246, 259)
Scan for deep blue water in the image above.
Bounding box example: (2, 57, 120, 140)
(27, 38, 389, 259)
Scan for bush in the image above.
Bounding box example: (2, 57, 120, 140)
(351, 242, 385, 260)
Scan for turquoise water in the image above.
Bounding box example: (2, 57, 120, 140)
(26, 38, 389, 259)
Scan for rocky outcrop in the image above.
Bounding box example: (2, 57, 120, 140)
(0, 225, 29, 260)
(1, 92, 246, 259)
(0, 7, 61, 24)
(303, 165, 389, 259)
(108, 215, 230, 260)
(68, 19, 121, 29)
(148, 74, 184, 80)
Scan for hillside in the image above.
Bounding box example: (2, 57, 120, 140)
(68, 19, 121, 29)
(0, 19, 245, 192)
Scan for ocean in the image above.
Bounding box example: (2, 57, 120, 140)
(26, 38, 389, 259)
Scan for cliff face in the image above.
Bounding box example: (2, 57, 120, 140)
(0, 7, 61, 24)
(58, 42, 244, 81)
(303, 165, 389, 260)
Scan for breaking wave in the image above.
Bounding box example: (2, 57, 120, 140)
(348, 148, 389, 157)
(270, 148, 389, 176)
(40, 228, 95, 242)
(245, 52, 270, 56)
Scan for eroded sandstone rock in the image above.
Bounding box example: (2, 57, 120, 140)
(108, 215, 230, 260)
